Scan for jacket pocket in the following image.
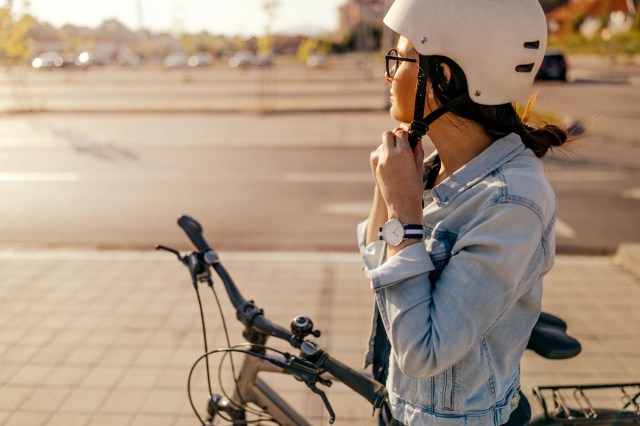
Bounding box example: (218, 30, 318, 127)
(442, 365, 456, 411)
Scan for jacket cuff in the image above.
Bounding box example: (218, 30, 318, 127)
(357, 219, 386, 272)
(368, 242, 435, 291)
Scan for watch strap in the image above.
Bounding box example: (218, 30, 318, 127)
(378, 223, 424, 240)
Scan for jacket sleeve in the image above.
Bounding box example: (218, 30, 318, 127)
(356, 219, 386, 273)
(373, 202, 544, 378)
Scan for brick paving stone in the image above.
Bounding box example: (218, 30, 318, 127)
(19, 386, 73, 412)
(139, 389, 186, 415)
(44, 413, 91, 426)
(86, 413, 133, 426)
(0, 385, 32, 411)
(59, 388, 110, 413)
(3, 412, 51, 426)
(99, 389, 148, 414)
(130, 414, 175, 426)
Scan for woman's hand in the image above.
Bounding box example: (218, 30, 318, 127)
(371, 128, 424, 225)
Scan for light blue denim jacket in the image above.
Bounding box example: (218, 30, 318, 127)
(357, 133, 556, 425)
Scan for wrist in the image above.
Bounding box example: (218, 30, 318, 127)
(387, 207, 422, 225)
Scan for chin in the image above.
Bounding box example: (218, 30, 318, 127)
(389, 106, 411, 124)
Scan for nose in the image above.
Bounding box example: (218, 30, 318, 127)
(385, 72, 393, 84)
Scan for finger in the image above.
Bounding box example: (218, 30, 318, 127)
(394, 123, 411, 132)
(393, 129, 412, 151)
(381, 131, 396, 151)
(370, 149, 380, 166)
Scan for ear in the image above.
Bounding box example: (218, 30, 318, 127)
(440, 62, 452, 84)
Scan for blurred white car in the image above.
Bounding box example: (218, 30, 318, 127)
(163, 52, 189, 68)
(188, 52, 213, 67)
(306, 53, 328, 68)
(228, 51, 255, 68)
(75, 51, 107, 67)
(31, 52, 64, 69)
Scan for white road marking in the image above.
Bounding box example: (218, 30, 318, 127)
(321, 202, 579, 241)
(556, 218, 576, 239)
(285, 172, 371, 183)
(322, 202, 371, 216)
(621, 187, 640, 200)
(546, 171, 626, 183)
(0, 172, 82, 182)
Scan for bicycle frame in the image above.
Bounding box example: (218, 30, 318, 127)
(217, 351, 312, 426)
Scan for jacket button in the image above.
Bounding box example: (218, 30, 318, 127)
(511, 396, 519, 407)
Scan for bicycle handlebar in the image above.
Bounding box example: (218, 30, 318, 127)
(178, 215, 212, 253)
(322, 353, 387, 408)
(175, 215, 387, 408)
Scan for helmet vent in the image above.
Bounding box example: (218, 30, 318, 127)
(515, 63, 535, 73)
(524, 41, 541, 50)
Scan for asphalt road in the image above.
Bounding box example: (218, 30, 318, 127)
(0, 59, 638, 253)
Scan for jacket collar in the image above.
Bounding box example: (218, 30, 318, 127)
(431, 133, 526, 206)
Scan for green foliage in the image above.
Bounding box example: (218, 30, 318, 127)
(0, 4, 34, 64)
(180, 33, 213, 55)
(560, 30, 640, 56)
(296, 37, 332, 61)
(612, 30, 640, 56)
(257, 35, 273, 56)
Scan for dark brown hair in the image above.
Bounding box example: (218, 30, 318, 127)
(426, 56, 571, 158)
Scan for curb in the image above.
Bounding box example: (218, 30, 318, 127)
(0, 106, 387, 116)
(613, 244, 640, 278)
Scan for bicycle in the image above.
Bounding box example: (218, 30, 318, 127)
(157, 215, 640, 425)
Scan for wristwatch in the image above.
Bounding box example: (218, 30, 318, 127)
(378, 219, 424, 247)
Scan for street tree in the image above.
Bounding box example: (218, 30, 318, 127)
(0, 0, 34, 66)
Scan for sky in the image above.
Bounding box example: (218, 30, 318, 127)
(18, 0, 346, 37)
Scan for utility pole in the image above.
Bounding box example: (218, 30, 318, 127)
(262, 0, 279, 55)
(136, 0, 144, 31)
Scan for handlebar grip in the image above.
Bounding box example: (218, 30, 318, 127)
(323, 354, 387, 408)
(177, 215, 211, 252)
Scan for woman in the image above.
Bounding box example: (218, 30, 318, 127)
(357, 0, 571, 425)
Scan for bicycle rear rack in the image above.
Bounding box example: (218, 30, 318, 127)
(532, 383, 640, 423)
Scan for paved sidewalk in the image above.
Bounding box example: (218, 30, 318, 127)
(0, 251, 638, 426)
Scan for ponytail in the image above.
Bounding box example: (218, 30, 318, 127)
(517, 123, 568, 158)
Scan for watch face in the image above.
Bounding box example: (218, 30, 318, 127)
(382, 219, 404, 246)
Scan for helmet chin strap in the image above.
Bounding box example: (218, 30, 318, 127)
(408, 55, 471, 149)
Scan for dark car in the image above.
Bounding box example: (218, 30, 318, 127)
(535, 50, 568, 81)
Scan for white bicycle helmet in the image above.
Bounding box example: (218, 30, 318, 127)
(383, 0, 548, 143)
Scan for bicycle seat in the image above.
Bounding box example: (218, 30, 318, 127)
(526, 312, 581, 360)
(536, 311, 567, 331)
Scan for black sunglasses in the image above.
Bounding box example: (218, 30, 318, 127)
(385, 48, 417, 79)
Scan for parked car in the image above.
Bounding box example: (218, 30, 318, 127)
(31, 52, 64, 69)
(306, 53, 328, 68)
(75, 51, 107, 67)
(253, 55, 273, 67)
(228, 51, 255, 68)
(187, 52, 213, 67)
(535, 50, 568, 81)
(163, 52, 189, 68)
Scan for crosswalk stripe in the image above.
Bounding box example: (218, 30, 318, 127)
(621, 187, 640, 200)
(0, 172, 81, 182)
(285, 172, 371, 183)
(555, 218, 576, 239)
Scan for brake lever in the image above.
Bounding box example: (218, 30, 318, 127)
(156, 244, 184, 262)
(308, 382, 336, 424)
